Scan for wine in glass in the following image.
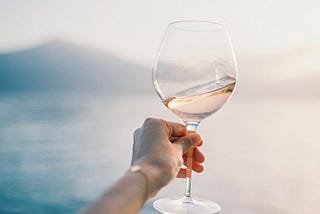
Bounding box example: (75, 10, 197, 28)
(152, 21, 237, 213)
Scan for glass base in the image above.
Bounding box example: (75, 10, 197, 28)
(153, 196, 221, 214)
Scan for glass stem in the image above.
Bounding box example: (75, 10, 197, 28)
(184, 121, 199, 199)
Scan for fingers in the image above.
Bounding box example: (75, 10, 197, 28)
(164, 120, 187, 137)
(142, 118, 186, 137)
(179, 147, 205, 178)
(181, 157, 204, 173)
(176, 162, 204, 178)
(183, 147, 205, 163)
(182, 159, 204, 172)
(173, 133, 202, 153)
(177, 169, 186, 178)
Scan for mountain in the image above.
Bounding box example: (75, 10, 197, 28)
(0, 40, 319, 98)
(0, 40, 152, 93)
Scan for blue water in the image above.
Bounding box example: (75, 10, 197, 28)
(0, 93, 122, 213)
(1, 92, 320, 214)
(0, 93, 82, 213)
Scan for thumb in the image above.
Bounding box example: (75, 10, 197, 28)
(174, 133, 202, 153)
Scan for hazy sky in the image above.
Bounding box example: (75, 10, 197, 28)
(0, 0, 319, 64)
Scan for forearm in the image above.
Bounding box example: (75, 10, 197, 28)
(79, 171, 148, 214)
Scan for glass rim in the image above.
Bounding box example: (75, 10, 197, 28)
(168, 20, 225, 32)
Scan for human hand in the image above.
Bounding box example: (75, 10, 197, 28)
(132, 118, 205, 197)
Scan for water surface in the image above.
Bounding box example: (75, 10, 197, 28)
(0, 92, 319, 213)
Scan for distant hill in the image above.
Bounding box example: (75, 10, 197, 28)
(0, 40, 152, 93)
(1, 41, 319, 98)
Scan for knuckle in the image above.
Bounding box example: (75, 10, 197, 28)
(144, 117, 157, 125)
(134, 128, 141, 138)
(143, 117, 166, 129)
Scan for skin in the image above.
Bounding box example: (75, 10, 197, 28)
(80, 118, 205, 214)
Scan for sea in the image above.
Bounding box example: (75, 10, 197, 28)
(0, 92, 319, 214)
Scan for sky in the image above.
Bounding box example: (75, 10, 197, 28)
(0, 0, 320, 65)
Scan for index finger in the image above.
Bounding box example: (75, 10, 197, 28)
(164, 120, 187, 137)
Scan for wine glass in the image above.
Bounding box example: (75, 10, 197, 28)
(152, 21, 237, 213)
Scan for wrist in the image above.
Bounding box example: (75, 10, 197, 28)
(139, 157, 177, 196)
(128, 165, 150, 201)
(129, 163, 163, 199)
